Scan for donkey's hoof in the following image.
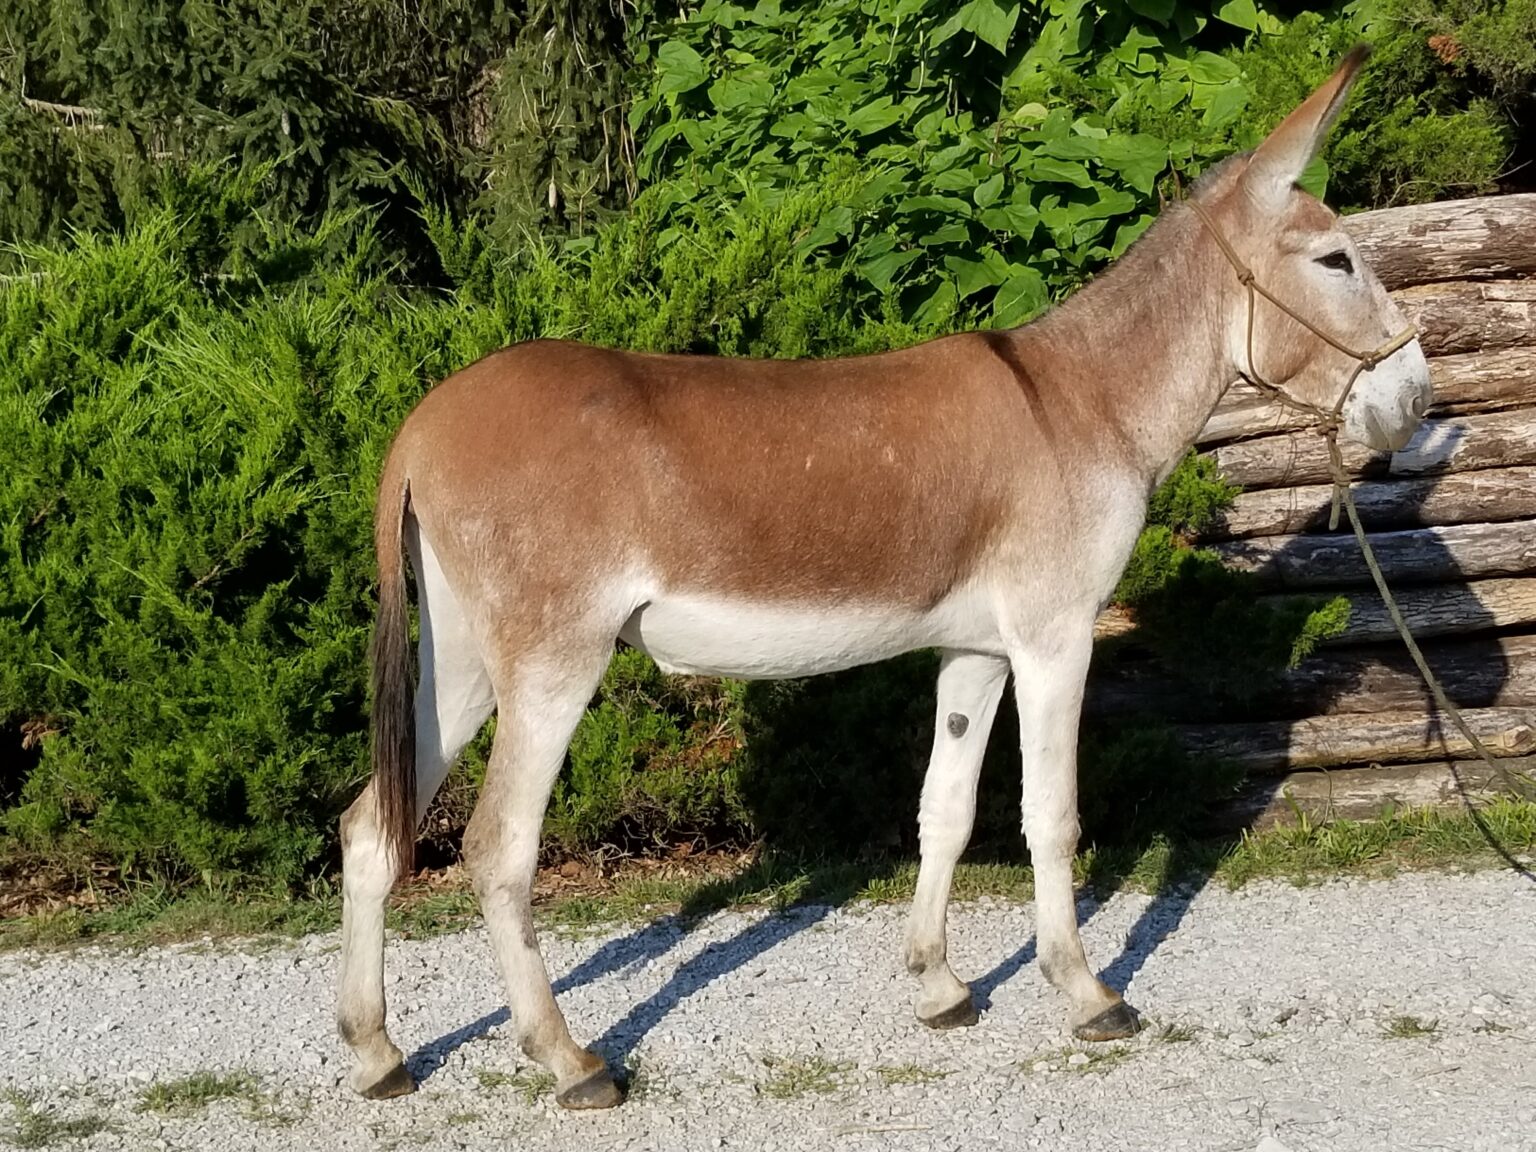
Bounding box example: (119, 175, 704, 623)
(353, 1062, 416, 1100)
(1073, 1001, 1142, 1042)
(918, 995, 980, 1031)
(555, 1067, 624, 1111)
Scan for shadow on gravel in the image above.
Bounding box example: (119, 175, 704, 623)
(590, 902, 836, 1067)
(1095, 848, 1215, 996)
(405, 847, 1225, 1085)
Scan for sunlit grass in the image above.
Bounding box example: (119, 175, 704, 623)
(3, 799, 1532, 952)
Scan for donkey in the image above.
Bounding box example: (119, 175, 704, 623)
(337, 47, 1430, 1107)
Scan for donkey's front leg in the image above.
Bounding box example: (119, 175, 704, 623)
(1012, 628, 1141, 1041)
(905, 650, 1010, 1029)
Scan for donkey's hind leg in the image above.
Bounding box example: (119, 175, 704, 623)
(338, 531, 495, 1099)
(904, 651, 1010, 1028)
(464, 639, 623, 1111)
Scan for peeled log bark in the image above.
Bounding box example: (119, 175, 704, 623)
(1342, 194, 1536, 290)
(1179, 706, 1536, 773)
(1209, 467, 1536, 539)
(1197, 346, 1536, 445)
(1304, 577, 1536, 645)
(1396, 280, 1536, 358)
(1089, 634, 1536, 722)
(1214, 519, 1536, 588)
(1207, 407, 1536, 490)
(1214, 759, 1530, 830)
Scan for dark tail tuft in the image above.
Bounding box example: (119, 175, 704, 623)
(370, 470, 416, 878)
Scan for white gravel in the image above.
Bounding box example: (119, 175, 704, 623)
(3, 869, 1534, 1151)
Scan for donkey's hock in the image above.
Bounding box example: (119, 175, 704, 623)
(336, 48, 1426, 1108)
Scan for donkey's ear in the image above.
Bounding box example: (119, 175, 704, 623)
(1243, 44, 1370, 210)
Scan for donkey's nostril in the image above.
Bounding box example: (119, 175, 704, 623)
(1410, 393, 1427, 418)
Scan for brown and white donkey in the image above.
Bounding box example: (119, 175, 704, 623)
(338, 48, 1430, 1107)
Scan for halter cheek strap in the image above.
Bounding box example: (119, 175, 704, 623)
(1186, 195, 1416, 436)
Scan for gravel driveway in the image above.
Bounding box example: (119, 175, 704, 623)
(3, 869, 1534, 1151)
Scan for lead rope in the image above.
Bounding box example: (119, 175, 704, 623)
(1185, 195, 1535, 805)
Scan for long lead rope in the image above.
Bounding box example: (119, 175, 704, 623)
(1185, 195, 1535, 804)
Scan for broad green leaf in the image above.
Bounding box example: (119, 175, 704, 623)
(992, 267, 1048, 326)
(846, 97, 905, 136)
(935, 0, 1020, 54)
(850, 169, 912, 207)
(897, 194, 973, 215)
(932, 169, 980, 192)
(1069, 188, 1138, 222)
(859, 247, 922, 291)
(945, 254, 1009, 299)
(1041, 137, 1101, 161)
(1213, 0, 1259, 31)
(919, 222, 973, 246)
(796, 205, 855, 252)
(1028, 157, 1094, 188)
(1125, 0, 1175, 23)
(1096, 134, 1168, 194)
(1298, 155, 1330, 199)
(965, 0, 1020, 54)
(910, 279, 958, 329)
(973, 173, 1005, 208)
(1186, 52, 1241, 86)
(709, 77, 774, 111)
(1200, 81, 1249, 128)
(657, 42, 709, 94)
(1110, 214, 1156, 258)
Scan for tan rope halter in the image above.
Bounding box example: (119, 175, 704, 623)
(1187, 194, 1534, 806)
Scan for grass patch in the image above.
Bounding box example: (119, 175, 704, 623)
(475, 1068, 556, 1105)
(757, 1055, 853, 1100)
(137, 1071, 260, 1115)
(1383, 1015, 1439, 1039)
(3, 800, 1533, 954)
(0, 878, 339, 954)
(876, 1063, 952, 1086)
(1154, 1023, 1199, 1044)
(1070, 1045, 1136, 1074)
(1, 1092, 111, 1148)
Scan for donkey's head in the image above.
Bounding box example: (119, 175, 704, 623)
(1201, 46, 1431, 451)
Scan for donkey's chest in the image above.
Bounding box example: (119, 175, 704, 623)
(618, 589, 1003, 679)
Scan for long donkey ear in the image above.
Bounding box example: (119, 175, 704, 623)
(1243, 43, 1370, 209)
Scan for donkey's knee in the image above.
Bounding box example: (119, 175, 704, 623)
(341, 789, 400, 898)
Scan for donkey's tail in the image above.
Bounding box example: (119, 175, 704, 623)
(370, 454, 416, 878)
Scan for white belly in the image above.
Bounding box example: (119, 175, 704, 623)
(618, 591, 1002, 679)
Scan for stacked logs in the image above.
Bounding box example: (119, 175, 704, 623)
(1091, 193, 1536, 827)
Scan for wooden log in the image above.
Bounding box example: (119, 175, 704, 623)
(1213, 758, 1529, 830)
(1396, 280, 1536, 358)
(1089, 634, 1536, 722)
(1306, 577, 1536, 645)
(1197, 346, 1536, 445)
(1209, 467, 1536, 539)
(1091, 578, 1536, 648)
(1342, 194, 1536, 290)
(1179, 706, 1536, 773)
(1207, 407, 1536, 490)
(1213, 519, 1536, 588)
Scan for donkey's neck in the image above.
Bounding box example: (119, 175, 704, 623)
(1018, 206, 1239, 488)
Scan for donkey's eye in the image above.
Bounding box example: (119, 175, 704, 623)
(1316, 250, 1354, 274)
